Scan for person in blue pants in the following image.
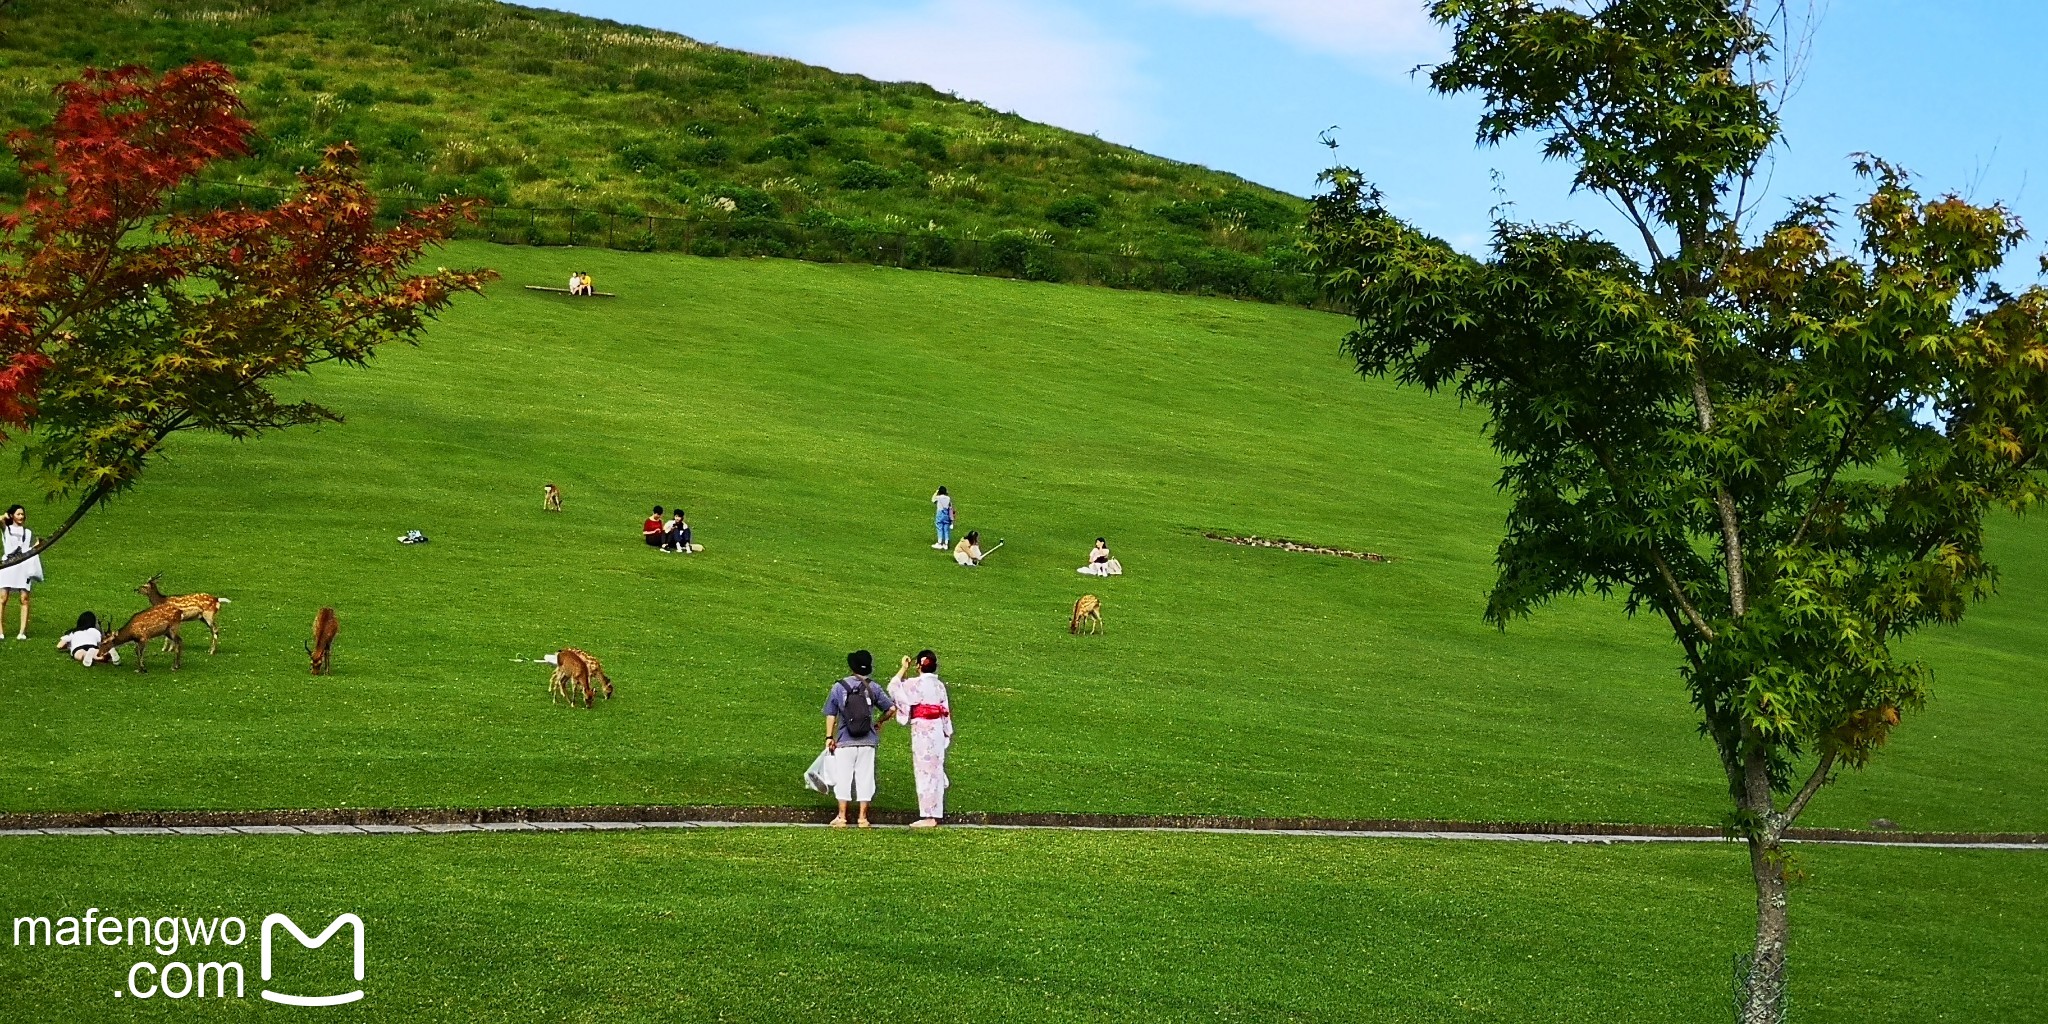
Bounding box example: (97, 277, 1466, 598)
(931, 486, 954, 550)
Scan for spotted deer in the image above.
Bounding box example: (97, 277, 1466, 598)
(136, 574, 229, 655)
(547, 648, 613, 708)
(306, 607, 338, 675)
(104, 602, 185, 673)
(1070, 594, 1103, 635)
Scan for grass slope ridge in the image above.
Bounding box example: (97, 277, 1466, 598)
(2, 244, 2043, 834)
(0, 0, 1306, 277)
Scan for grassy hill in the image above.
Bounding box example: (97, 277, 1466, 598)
(1, 244, 2043, 835)
(0, 0, 1307, 282)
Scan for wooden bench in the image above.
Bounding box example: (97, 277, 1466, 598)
(524, 285, 618, 298)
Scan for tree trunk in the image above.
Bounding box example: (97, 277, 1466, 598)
(1741, 831, 1790, 1023)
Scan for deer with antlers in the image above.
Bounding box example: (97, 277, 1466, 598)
(307, 607, 338, 675)
(545, 648, 613, 708)
(104, 602, 186, 673)
(136, 574, 229, 655)
(1070, 594, 1103, 635)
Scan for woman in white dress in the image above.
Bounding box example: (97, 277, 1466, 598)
(1, 504, 44, 640)
(888, 650, 953, 827)
(1077, 537, 1122, 576)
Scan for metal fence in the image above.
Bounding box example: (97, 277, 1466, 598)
(168, 180, 1322, 307)
(1732, 952, 1788, 1024)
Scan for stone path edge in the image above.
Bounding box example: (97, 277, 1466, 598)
(0, 805, 2039, 846)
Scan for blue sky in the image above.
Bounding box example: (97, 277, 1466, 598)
(540, 1, 2046, 274)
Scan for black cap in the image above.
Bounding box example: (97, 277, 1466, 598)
(847, 650, 873, 675)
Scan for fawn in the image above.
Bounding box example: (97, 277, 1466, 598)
(136, 574, 228, 655)
(548, 648, 614, 708)
(1070, 594, 1103, 635)
(104, 603, 185, 672)
(306, 607, 338, 675)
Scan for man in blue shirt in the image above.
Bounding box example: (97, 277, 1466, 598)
(823, 650, 895, 827)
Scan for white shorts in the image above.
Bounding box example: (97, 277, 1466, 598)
(830, 745, 877, 802)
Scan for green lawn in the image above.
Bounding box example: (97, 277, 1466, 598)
(1, 243, 2044, 832)
(0, 829, 2038, 1022)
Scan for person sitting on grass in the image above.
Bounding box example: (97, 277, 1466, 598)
(643, 505, 666, 548)
(56, 610, 117, 667)
(664, 508, 693, 554)
(952, 530, 986, 567)
(1077, 537, 1122, 577)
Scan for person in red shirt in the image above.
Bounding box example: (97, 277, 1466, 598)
(642, 506, 665, 548)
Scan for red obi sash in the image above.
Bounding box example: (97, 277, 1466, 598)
(910, 703, 949, 720)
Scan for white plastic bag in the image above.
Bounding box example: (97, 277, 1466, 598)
(803, 749, 834, 796)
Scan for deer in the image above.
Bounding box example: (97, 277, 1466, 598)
(104, 602, 185, 673)
(546, 648, 613, 708)
(306, 607, 338, 675)
(543, 483, 563, 512)
(1070, 594, 1103, 635)
(136, 574, 229, 655)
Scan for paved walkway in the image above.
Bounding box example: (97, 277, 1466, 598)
(3, 819, 2041, 850)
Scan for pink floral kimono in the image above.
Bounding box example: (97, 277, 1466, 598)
(888, 671, 952, 819)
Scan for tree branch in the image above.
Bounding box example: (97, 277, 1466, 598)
(1781, 748, 1838, 829)
(0, 412, 190, 570)
(1690, 367, 1750, 618)
(1651, 548, 1719, 642)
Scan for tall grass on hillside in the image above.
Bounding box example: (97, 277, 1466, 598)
(0, 0, 1312, 299)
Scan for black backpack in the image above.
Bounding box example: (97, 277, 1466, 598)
(840, 680, 876, 740)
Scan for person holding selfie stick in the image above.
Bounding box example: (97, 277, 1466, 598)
(889, 650, 952, 827)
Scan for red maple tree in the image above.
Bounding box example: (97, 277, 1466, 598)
(0, 62, 495, 568)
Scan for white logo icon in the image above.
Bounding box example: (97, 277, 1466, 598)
(259, 914, 364, 1007)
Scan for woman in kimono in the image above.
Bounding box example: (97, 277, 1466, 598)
(1, 504, 43, 640)
(889, 649, 953, 827)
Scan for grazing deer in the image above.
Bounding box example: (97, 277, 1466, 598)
(306, 607, 339, 675)
(543, 483, 563, 512)
(104, 603, 185, 673)
(136, 574, 229, 655)
(1070, 594, 1103, 635)
(547, 648, 613, 708)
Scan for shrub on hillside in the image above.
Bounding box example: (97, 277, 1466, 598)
(750, 134, 809, 163)
(837, 160, 895, 190)
(902, 124, 948, 160)
(1209, 189, 1298, 231)
(614, 139, 667, 174)
(1045, 194, 1104, 229)
(708, 184, 779, 219)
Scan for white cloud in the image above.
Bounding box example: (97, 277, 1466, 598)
(807, 0, 1154, 143)
(1157, 0, 1442, 64)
